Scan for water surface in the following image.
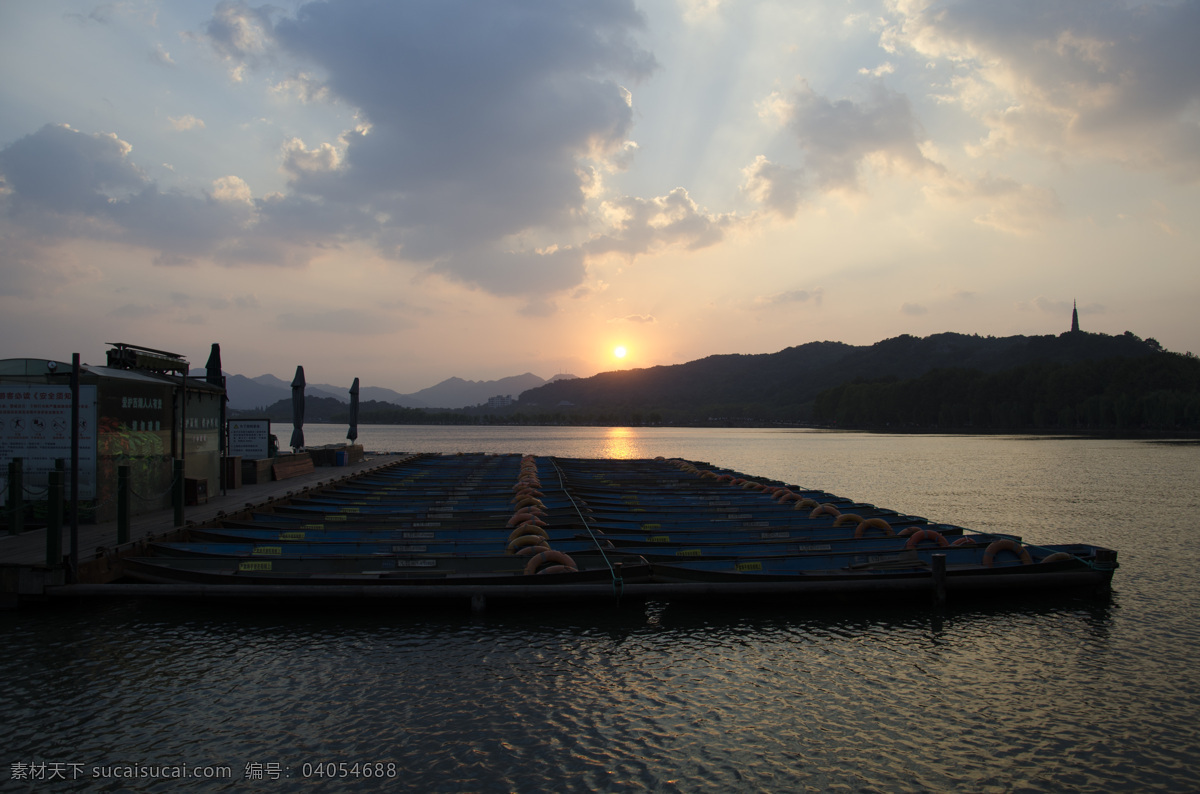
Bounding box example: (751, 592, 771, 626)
(4, 427, 1198, 792)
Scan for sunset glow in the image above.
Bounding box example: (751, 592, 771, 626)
(614, 346, 627, 359)
(0, 1, 1195, 391)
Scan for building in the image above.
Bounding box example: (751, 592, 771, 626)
(485, 394, 515, 409)
(0, 344, 225, 522)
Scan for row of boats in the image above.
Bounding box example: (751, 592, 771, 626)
(122, 453, 1119, 603)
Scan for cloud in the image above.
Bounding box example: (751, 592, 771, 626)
(741, 155, 807, 218)
(151, 44, 176, 66)
(205, 1, 275, 72)
(884, 0, 1200, 179)
(0, 124, 262, 266)
(612, 314, 656, 323)
(2, 2, 740, 305)
(587, 187, 735, 257)
(276, 307, 398, 335)
(107, 303, 162, 319)
(0, 124, 143, 214)
(924, 171, 1063, 234)
(772, 79, 942, 192)
(221, 0, 658, 292)
(901, 302, 928, 316)
(518, 298, 558, 318)
(167, 115, 205, 131)
(1020, 297, 1106, 318)
(755, 288, 824, 308)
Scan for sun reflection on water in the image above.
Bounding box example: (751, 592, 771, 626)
(600, 427, 641, 459)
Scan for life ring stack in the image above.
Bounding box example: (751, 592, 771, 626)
(508, 455, 578, 574)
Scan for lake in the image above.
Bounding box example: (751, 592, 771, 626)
(4, 426, 1199, 792)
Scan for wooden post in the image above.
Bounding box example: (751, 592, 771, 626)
(69, 354, 80, 583)
(932, 553, 947, 607)
(117, 465, 130, 545)
(46, 470, 62, 567)
(173, 458, 185, 527)
(7, 457, 22, 535)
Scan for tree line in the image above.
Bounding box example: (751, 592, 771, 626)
(811, 352, 1200, 432)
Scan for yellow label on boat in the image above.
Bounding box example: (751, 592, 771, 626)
(676, 549, 702, 557)
(340, 506, 360, 513)
(648, 535, 670, 543)
(736, 561, 763, 572)
(238, 561, 272, 572)
(282, 532, 307, 540)
(252, 546, 282, 556)
(324, 515, 347, 522)
(302, 524, 323, 530)
(642, 523, 661, 530)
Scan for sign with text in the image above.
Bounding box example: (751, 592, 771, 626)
(229, 419, 270, 460)
(0, 385, 98, 500)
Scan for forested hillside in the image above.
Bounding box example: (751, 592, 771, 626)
(514, 331, 1173, 424)
(232, 330, 1198, 432)
(812, 352, 1200, 431)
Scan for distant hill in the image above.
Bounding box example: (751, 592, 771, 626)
(221, 371, 578, 412)
(407, 373, 563, 409)
(514, 331, 1171, 422)
(221, 331, 1197, 432)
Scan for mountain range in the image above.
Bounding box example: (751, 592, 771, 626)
(512, 330, 1172, 421)
(199, 371, 579, 411)
(212, 328, 1188, 428)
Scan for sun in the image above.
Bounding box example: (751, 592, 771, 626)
(613, 345, 627, 359)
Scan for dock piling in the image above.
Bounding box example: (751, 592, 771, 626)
(46, 470, 62, 567)
(172, 459, 185, 528)
(7, 458, 23, 536)
(117, 465, 130, 545)
(932, 553, 947, 607)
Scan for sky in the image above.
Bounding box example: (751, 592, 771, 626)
(1, 0, 1197, 393)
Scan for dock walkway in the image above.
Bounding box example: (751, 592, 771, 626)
(1, 453, 406, 602)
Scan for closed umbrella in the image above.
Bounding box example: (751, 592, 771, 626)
(206, 343, 227, 493)
(204, 343, 223, 387)
(347, 377, 359, 444)
(290, 365, 305, 452)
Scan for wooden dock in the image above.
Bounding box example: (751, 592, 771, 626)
(4, 452, 1118, 611)
(0, 453, 408, 607)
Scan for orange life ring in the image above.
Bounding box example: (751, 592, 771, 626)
(795, 498, 819, 510)
(982, 539, 1032, 567)
(514, 544, 551, 557)
(507, 523, 550, 544)
(951, 537, 977, 547)
(833, 513, 864, 527)
(854, 518, 895, 538)
(809, 503, 842, 519)
(904, 529, 950, 549)
(523, 549, 578, 575)
(507, 533, 551, 555)
(506, 511, 547, 528)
